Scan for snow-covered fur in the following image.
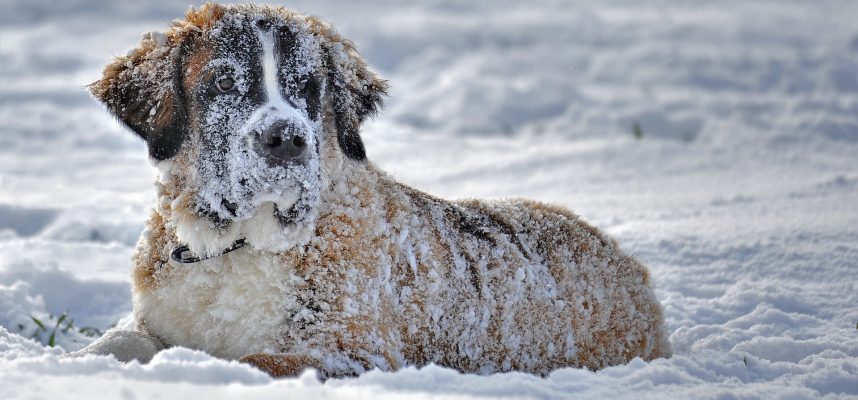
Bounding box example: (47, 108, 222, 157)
(83, 3, 670, 377)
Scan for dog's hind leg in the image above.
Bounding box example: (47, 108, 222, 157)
(239, 353, 322, 378)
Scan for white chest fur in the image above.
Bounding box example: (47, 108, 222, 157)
(134, 246, 300, 359)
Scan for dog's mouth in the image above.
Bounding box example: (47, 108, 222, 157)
(197, 195, 303, 228)
(273, 202, 303, 225)
(175, 182, 318, 257)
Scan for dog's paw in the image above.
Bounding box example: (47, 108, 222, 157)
(66, 329, 165, 363)
(239, 352, 319, 378)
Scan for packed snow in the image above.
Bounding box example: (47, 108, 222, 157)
(1, 0, 857, 398)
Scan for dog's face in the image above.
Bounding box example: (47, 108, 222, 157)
(181, 14, 327, 228)
(91, 5, 386, 254)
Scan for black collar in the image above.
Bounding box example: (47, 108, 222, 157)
(170, 239, 247, 264)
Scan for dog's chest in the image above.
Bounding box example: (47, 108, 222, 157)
(135, 248, 299, 359)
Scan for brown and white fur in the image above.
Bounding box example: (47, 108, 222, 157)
(75, 3, 671, 378)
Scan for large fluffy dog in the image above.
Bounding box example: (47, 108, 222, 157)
(76, 3, 670, 377)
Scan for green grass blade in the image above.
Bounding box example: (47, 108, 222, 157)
(30, 316, 46, 331)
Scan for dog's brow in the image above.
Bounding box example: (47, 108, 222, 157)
(185, 47, 214, 86)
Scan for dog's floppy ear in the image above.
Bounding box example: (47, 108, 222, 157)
(90, 33, 190, 161)
(322, 40, 388, 161)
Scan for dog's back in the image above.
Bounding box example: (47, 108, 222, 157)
(368, 174, 671, 374)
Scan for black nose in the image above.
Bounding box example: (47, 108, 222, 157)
(254, 121, 308, 164)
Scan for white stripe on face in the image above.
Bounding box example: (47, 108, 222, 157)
(242, 25, 312, 135)
(259, 27, 287, 106)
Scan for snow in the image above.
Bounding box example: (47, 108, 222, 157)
(1, 0, 857, 398)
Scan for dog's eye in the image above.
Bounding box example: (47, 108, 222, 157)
(216, 77, 236, 92)
(296, 79, 307, 93)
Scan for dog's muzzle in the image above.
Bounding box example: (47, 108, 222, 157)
(194, 113, 314, 224)
(252, 119, 308, 167)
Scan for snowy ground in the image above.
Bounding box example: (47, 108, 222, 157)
(2, 0, 858, 398)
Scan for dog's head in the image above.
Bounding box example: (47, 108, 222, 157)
(91, 4, 386, 254)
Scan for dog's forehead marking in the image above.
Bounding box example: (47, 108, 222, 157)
(252, 23, 307, 123)
(258, 26, 284, 106)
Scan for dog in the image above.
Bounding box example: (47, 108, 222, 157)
(74, 3, 671, 377)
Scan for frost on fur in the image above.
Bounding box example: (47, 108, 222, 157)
(90, 3, 386, 256)
(85, 3, 670, 378)
(134, 163, 671, 376)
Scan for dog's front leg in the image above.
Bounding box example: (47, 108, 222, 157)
(239, 353, 322, 378)
(66, 329, 165, 363)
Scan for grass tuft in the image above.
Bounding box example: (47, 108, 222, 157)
(27, 311, 103, 347)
